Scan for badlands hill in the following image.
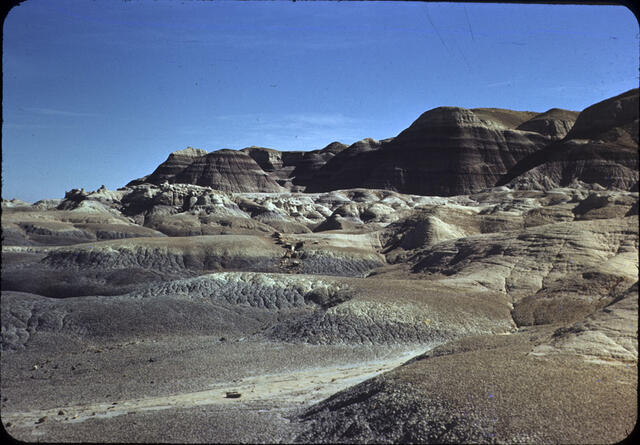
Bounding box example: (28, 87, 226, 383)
(1, 89, 638, 443)
(500, 88, 639, 191)
(128, 89, 637, 197)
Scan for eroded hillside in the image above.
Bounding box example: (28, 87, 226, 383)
(1, 89, 637, 443)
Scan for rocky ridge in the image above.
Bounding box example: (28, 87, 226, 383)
(126, 89, 637, 196)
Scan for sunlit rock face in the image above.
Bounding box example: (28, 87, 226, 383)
(128, 146, 208, 186)
(170, 149, 284, 193)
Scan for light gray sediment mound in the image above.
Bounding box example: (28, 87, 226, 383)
(2, 232, 388, 298)
(0, 289, 274, 351)
(143, 213, 275, 237)
(43, 183, 480, 242)
(1, 199, 32, 208)
(299, 249, 385, 277)
(268, 299, 511, 346)
(122, 273, 471, 346)
(380, 207, 475, 254)
(40, 235, 282, 272)
(0, 274, 355, 351)
(35, 235, 385, 278)
(268, 309, 449, 346)
(571, 191, 638, 220)
(129, 272, 353, 310)
(530, 282, 638, 363)
(408, 215, 638, 326)
(1, 224, 37, 246)
(2, 207, 166, 246)
(268, 277, 515, 346)
(2, 221, 95, 246)
(0, 264, 177, 298)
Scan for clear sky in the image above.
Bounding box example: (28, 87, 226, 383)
(2, 0, 639, 202)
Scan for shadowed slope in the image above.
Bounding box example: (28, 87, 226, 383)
(306, 106, 555, 195)
(501, 88, 639, 190)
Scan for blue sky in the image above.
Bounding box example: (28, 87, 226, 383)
(3, 0, 639, 202)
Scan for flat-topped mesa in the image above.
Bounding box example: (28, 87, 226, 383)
(173, 149, 284, 193)
(399, 106, 565, 133)
(399, 106, 577, 136)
